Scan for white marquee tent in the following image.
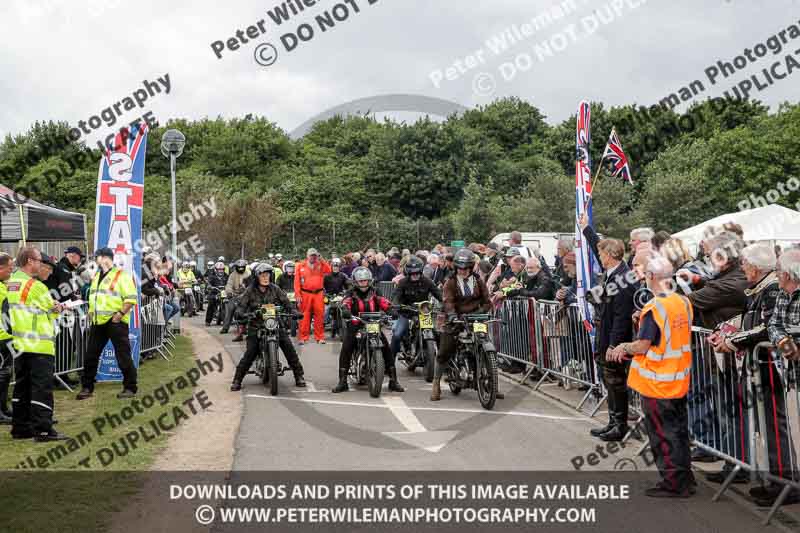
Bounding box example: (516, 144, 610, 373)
(672, 204, 800, 252)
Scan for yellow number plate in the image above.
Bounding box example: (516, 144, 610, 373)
(419, 314, 433, 329)
(472, 323, 488, 333)
(262, 305, 276, 317)
(367, 323, 380, 334)
(287, 292, 295, 302)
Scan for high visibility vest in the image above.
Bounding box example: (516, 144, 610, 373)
(89, 267, 138, 325)
(628, 293, 693, 399)
(6, 270, 57, 355)
(0, 282, 12, 342)
(177, 269, 196, 286)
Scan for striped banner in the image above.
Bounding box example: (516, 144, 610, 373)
(93, 122, 148, 381)
(574, 101, 596, 341)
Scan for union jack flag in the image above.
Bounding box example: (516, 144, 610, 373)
(601, 128, 632, 184)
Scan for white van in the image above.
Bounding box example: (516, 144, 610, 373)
(490, 232, 575, 267)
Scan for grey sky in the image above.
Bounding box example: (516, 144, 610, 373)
(1, 0, 799, 147)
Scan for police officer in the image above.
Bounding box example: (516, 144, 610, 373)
(230, 263, 306, 390)
(0, 253, 14, 424)
(609, 256, 695, 498)
(76, 247, 139, 400)
(390, 257, 442, 363)
(205, 261, 229, 327)
(8, 246, 69, 441)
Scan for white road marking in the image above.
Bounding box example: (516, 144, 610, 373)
(245, 394, 584, 421)
(383, 396, 426, 432)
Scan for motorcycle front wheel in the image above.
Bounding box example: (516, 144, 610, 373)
(476, 345, 498, 411)
(367, 343, 384, 398)
(268, 339, 279, 396)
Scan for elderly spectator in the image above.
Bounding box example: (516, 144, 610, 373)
(493, 255, 526, 301)
(37, 254, 58, 293)
(628, 227, 655, 268)
(554, 237, 575, 285)
(555, 252, 578, 305)
(580, 213, 637, 442)
(756, 247, 800, 506)
(423, 253, 440, 280)
(505, 257, 555, 300)
(686, 231, 749, 463)
(709, 243, 796, 497)
(388, 251, 402, 273)
(375, 252, 397, 282)
(651, 230, 672, 252)
(723, 222, 744, 239)
(508, 230, 532, 258)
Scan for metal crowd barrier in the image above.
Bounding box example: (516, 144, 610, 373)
(376, 281, 396, 300)
(490, 298, 603, 413)
(488, 297, 799, 524)
(683, 331, 800, 524)
(14, 296, 176, 391)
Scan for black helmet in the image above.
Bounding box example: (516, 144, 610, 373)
(404, 257, 424, 276)
(253, 263, 273, 277)
(235, 259, 247, 268)
(453, 249, 476, 270)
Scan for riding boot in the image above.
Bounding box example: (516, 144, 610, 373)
(332, 368, 349, 393)
(599, 388, 629, 442)
(230, 366, 247, 391)
(0, 368, 11, 424)
(430, 362, 443, 401)
(388, 368, 404, 392)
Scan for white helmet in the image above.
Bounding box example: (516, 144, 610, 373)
(190, 260, 196, 267)
(218, 256, 225, 262)
(207, 260, 213, 267)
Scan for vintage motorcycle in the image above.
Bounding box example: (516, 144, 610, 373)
(396, 301, 438, 383)
(445, 313, 500, 410)
(250, 304, 303, 396)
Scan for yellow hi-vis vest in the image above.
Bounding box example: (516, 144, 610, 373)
(0, 281, 13, 343)
(628, 293, 693, 399)
(177, 269, 196, 287)
(89, 267, 137, 325)
(6, 270, 57, 355)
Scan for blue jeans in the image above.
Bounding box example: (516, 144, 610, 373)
(390, 315, 410, 357)
(163, 302, 179, 321)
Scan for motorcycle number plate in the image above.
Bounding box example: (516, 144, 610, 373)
(472, 323, 488, 333)
(263, 306, 276, 317)
(367, 323, 380, 334)
(419, 314, 433, 329)
(287, 292, 295, 302)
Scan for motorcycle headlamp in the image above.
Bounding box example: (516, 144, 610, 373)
(264, 318, 278, 329)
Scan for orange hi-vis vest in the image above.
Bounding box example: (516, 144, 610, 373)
(628, 292, 693, 399)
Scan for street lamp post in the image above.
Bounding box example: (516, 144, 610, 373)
(161, 129, 185, 330)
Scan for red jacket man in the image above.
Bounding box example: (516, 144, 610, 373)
(294, 248, 332, 343)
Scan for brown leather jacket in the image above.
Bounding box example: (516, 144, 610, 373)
(442, 273, 490, 315)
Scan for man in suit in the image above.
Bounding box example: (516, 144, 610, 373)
(580, 214, 638, 441)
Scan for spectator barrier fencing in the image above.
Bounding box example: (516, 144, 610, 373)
(27, 296, 176, 391)
(487, 296, 799, 524)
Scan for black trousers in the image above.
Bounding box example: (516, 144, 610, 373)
(745, 355, 798, 480)
(339, 323, 393, 371)
(642, 395, 694, 493)
(82, 321, 138, 392)
(598, 356, 630, 426)
(12, 353, 55, 435)
(205, 294, 220, 325)
(235, 330, 304, 380)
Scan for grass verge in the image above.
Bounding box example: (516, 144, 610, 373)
(0, 335, 197, 533)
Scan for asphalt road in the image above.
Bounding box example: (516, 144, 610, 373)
(186, 315, 795, 533)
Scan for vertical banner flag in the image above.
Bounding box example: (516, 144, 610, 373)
(575, 102, 596, 337)
(93, 123, 148, 381)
